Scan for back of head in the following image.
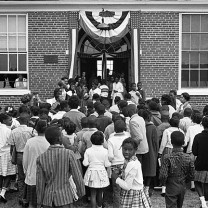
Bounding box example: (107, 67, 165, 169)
(81, 117, 88, 128)
(102, 99, 110, 110)
(92, 93, 100, 101)
(96, 104, 105, 115)
(0, 113, 10, 123)
(88, 115, 97, 128)
(87, 100, 94, 109)
(171, 131, 184, 147)
(139, 109, 152, 122)
(39, 108, 49, 116)
(114, 96, 121, 105)
(18, 112, 30, 125)
(161, 94, 172, 105)
(68, 95, 80, 109)
(161, 110, 170, 122)
(151, 97, 160, 104)
(203, 105, 208, 116)
(124, 93, 131, 100)
(127, 104, 137, 117)
(169, 116, 180, 127)
(112, 113, 122, 123)
(172, 112, 183, 120)
(35, 119, 48, 134)
(45, 125, 61, 145)
(191, 112, 203, 124)
(183, 108, 192, 117)
(148, 101, 159, 111)
(60, 100, 69, 111)
(118, 100, 128, 110)
(114, 120, 126, 133)
(30, 106, 40, 116)
(90, 131, 104, 145)
(170, 90, 177, 96)
(39, 102, 51, 110)
(18, 104, 31, 115)
(122, 106, 129, 117)
(64, 120, 76, 135)
(182, 92, 190, 102)
(202, 116, 208, 129)
(94, 101, 101, 111)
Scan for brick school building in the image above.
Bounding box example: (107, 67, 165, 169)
(0, 0, 208, 111)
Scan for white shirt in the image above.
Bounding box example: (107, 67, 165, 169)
(129, 90, 141, 104)
(89, 88, 101, 100)
(109, 104, 120, 113)
(111, 82, 124, 98)
(168, 105, 176, 119)
(0, 123, 11, 156)
(108, 132, 130, 166)
(179, 117, 193, 134)
(23, 136, 50, 185)
(83, 145, 111, 170)
(159, 127, 184, 154)
(185, 124, 204, 154)
(51, 111, 66, 120)
(116, 159, 143, 191)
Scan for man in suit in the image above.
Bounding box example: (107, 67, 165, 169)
(36, 125, 85, 208)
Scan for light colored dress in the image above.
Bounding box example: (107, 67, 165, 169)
(111, 82, 124, 105)
(83, 145, 111, 188)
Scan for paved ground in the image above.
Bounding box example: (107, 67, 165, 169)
(0, 188, 201, 208)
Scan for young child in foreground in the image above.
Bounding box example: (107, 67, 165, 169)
(111, 137, 151, 208)
(159, 131, 195, 208)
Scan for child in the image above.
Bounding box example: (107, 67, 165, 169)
(36, 125, 85, 208)
(159, 131, 194, 208)
(111, 137, 151, 208)
(83, 131, 111, 208)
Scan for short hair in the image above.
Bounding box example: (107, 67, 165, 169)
(114, 96, 121, 104)
(90, 131, 104, 145)
(118, 100, 128, 110)
(96, 104, 105, 115)
(114, 120, 126, 133)
(60, 100, 68, 111)
(122, 137, 138, 150)
(139, 109, 152, 122)
(183, 108, 192, 117)
(94, 101, 101, 111)
(191, 112, 203, 124)
(87, 100, 94, 109)
(0, 113, 10, 123)
(169, 90, 177, 96)
(161, 94, 172, 105)
(124, 93, 131, 100)
(172, 112, 183, 120)
(88, 115, 97, 128)
(54, 88, 61, 98)
(81, 117, 88, 128)
(148, 101, 159, 111)
(30, 106, 40, 116)
(102, 99, 110, 109)
(39, 103, 51, 110)
(112, 113, 122, 123)
(68, 95, 80, 109)
(171, 131, 184, 146)
(64, 121, 76, 135)
(92, 93, 100, 101)
(121, 106, 129, 117)
(39, 108, 49, 116)
(181, 92, 190, 101)
(169, 116, 180, 127)
(127, 104, 137, 117)
(36, 120, 48, 133)
(151, 98, 160, 104)
(18, 104, 30, 115)
(45, 126, 61, 145)
(57, 81, 64, 87)
(101, 79, 106, 85)
(202, 116, 208, 128)
(130, 83, 136, 88)
(203, 105, 208, 116)
(18, 113, 30, 124)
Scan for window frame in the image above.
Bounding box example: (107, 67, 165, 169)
(0, 13, 30, 95)
(178, 13, 208, 95)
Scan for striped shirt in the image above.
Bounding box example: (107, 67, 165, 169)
(36, 145, 85, 207)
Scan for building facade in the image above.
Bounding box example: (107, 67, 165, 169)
(0, 0, 208, 111)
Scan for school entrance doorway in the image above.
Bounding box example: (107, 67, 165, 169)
(77, 29, 131, 89)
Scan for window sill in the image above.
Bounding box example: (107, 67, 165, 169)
(0, 89, 31, 96)
(177, 88, 208, 96)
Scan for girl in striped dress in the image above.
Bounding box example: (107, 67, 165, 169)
(111, 138, 151, 208)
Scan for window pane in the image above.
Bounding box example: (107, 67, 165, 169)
(18, 54, 26, 71)
(200, 52, 208, 69)
(182, 70, 189, 87)
(0, 36, 7, 51)
(201, 15, 208, 32)
(9, 54, 17, 71)
(8, 16, 16, 33)
(182, 52, 189, 69)
(18, 16, 26, 33)
(182, 15, 190, 32)
(191, 15, 200, 32)
(190, 70, 199, 87)
(190, 52, 199, 68)
(0, 15, 7, 33)
(191, 34, 200, 50)
(0, 54, 8, 71)
(18, 36, 26, 51)
(200, 70, 208, 87)
(200, 34, 208, 50)
(8, 36, 17, 51)
(182, 34, 190, 50)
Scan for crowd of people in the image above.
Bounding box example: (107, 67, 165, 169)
(0, 73, 208, 208)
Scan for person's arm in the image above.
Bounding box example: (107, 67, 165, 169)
(23, 143, 29, 174)
(184, 128, 191, 147)
(159, 156, 169, 186)
(36, 157, 45, 208)
(83, 150, 89, 166)
(158, 129, 168, 155)
(104, 152, 111, 167)
(108, 140, 114, 162)
(116, 167, 137, 190)
(192, 135, 198, 156)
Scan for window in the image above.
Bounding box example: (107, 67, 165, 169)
(97, 60, 113, 78)
(181, 14, 208, 88)
(0, 14, 28, 91)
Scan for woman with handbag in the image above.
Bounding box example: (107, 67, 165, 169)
(0, 113, 16, 203)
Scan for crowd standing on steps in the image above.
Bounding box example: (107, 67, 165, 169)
(0, 73, 207, 208)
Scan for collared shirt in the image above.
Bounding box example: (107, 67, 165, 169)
(23, 136, 50, 185)
(159, 148, 195, 186)
(0, 123, 11, 156)
(8, 125, 35, 152)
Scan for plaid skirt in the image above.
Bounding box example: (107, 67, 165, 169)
(120, 188, 152, 208)
(26, 185, 37, 206)
(0, 151, 16, 176)
(195, 170, 208, 183)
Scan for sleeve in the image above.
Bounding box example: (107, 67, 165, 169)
(116, 167, 137, 190)
(192, 135, 198, 156)
(158, 129, 168, 154)
(104, 128, 110, 141)
(69, 152, 85, 198)
(36, 157, 46, 207)
(184, 127, 191, 147)
(108, 140, 114, 162)
(159, 156, 169, 186)
(103, 135, 108, 149)
(23, 143, 29, 174)
(83, 150, 89, 166)
(129, 121, 143, 144)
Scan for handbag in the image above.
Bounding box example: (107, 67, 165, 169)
(69, 175, 78, 201)
(11, 145, 17, 165)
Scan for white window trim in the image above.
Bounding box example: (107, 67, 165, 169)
(178, 13, 208, 96)
(0, 13, 29, 94)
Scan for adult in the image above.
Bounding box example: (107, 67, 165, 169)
(89, 79, 101, 100)
(161, 94, 176, 119)
(111, 75, 124, 105)
(137, 81, 146, 101)
(178, 92, 192, 115)
(169, 90, 182, 111)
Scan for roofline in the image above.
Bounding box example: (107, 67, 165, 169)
(1, 1, 208, 12)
